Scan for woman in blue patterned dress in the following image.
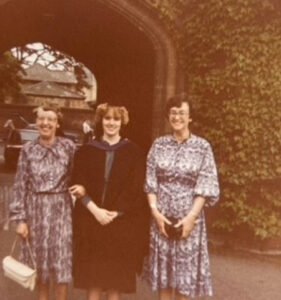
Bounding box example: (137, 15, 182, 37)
(143, 94, 220, 300)
(9, 104, 76, 300)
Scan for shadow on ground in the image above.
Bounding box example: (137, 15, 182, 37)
(1, 229, 281, 300)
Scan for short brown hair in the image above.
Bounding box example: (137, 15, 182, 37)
(33, 103, 63, 123)
(94, 103, 129, 126)
(165, 93, 193, 117)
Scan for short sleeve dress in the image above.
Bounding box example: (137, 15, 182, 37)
(143, 134, 220, 298)
(9, 137, 76, 283)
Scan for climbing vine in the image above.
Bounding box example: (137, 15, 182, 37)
(153, 0, 281, 239)
(0, 51, 24, 103)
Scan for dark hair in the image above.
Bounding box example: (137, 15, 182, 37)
(165, 93, 193, 117)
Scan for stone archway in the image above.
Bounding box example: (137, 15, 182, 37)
(0, 0, 182, 148)
(99, 0, 180, 138)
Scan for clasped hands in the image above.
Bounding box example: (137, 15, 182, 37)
(69, 184, 118, 226)
(152, 209, 196, 239)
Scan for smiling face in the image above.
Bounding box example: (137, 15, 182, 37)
(168, 102, 192, 133)
(102, 108, 122, 139)
(36, 108, 59, 141)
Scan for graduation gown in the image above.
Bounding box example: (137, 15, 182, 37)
(72, 138, 149, 292)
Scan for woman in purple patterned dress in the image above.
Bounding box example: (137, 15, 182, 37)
(143, 94, 220, 300)
(9, 104, 76, 300)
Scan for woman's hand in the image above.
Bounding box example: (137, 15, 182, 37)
(16, 222, 29, 238)
(69, 184, 86, 199)
(151, 209, 171, 238)
(175, 213, 197, 239)
(92, 207, 118, 226)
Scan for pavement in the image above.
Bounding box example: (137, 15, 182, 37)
(0, 142, 281, 299)
(1, 228, 281, 300)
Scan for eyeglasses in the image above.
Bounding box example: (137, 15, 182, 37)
(169, 110, 189, 117)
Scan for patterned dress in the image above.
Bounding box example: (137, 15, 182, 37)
(9, 137, 76, 283)
(143, 134, 219, 298)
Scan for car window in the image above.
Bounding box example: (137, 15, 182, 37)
(19, 130, 40, 143)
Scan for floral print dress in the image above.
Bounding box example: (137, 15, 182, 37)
(9, 137, 76, 283)
(143, 134, 219, 298)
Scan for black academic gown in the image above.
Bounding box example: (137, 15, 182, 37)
(72, 138, 149, 292)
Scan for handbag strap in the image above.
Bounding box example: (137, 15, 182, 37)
(10, 236, 37, 270)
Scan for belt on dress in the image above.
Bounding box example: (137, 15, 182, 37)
(33, 190, 69, 195)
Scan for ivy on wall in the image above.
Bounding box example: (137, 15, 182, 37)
(152, 0, 281, 239)
(0, 52, 24, 103)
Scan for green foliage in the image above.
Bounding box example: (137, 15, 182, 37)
(0, 51, 24, 102)
(155, 0, 281, 239)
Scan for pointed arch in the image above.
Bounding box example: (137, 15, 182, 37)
(98, 0, 181, 137)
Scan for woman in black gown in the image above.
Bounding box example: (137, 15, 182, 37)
(69, 103, 148, 300)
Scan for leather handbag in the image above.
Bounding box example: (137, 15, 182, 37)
(2, 236, 37, 291)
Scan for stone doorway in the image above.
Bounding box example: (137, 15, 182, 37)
(0, 0, 181, 150)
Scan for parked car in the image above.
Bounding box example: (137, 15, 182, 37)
(4, 127, 82, 169)
(4, 128, 39, 169)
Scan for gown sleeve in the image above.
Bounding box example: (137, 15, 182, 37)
(194, 142, 220, 207)
(144, 139, 159, 194)
(71, 145, 102, 211)
(71, 146, 88, 188)
(9, 147, 29, 222)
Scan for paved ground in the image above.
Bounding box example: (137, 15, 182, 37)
(1, 229, 281, 300)
(0, 142, 281, 299)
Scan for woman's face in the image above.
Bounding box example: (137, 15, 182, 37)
(168, 102, 192, 133)
(102, 109, 122, 138)
(36, 109, 59, 140)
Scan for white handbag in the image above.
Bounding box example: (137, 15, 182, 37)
(2, 236, 37, 291)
